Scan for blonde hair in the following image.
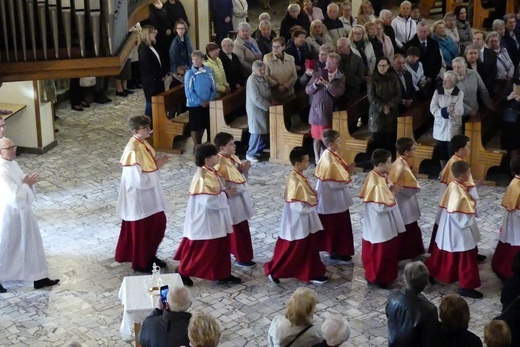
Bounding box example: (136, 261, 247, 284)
(140, 25, 156, 46)
(484, 320, 511, 347)
(431, 20, 446, 34)
(358, 0, 374, 16)
(348, 25, 368, 42)
(188, 312, 221, 347)
(310, 19, 324, 36)
(285, 287, 317, 326)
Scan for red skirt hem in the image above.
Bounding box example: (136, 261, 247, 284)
(317, 210, 355, 256)
(230, 220, 254, 262)
(492, 241, 520, 279)
(361, 237, 399, 285)
(428, 223, 438, 253)
(397, 221, 425, 260)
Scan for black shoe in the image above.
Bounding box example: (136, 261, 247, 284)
(234, 261, 256, 268)
(34, 278, 60, 289)
(429, 276, 436, 285)
(268, 274, 280, 284)
(0, 283, 6, 293)
(94, 94, 112, 104)
(367, 280, 388, 289)
(330, 254, 352, 262)
(309, 276, 329, 284)
(457, 288, 483, 299)
(116, 91, 128, 97)
(153, 257, 167, 268)
(123, 89, 134, 94)
(217, 275, 242, 285)
(477, 254, 487, 262)
(175, 268, 194, 286)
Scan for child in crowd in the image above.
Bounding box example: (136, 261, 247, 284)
(410, 4, 423, 24)
(425, 161, 483, 299)
(484, 320, 512, 347)
(264, 147, 328, 284)
(359, 149, 405, 288)
(404, 47, 427, 92)
(214, 132, 256, 268)
(314, 129, 355, 261)
(174, 143, 241, 286)
(492, 156, 520, 279)
(388, 137, 425, 260)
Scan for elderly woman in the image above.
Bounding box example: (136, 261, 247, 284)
(300, 43, 335, 87)
(115, 115, 169, 273)
(286, 28, 312, 79)
(374, 19, 394, 60)
(185, 50, 217, 148)
(306, 20, 333, 59)
(188, 312, 221, 347)
(219, 38, 246, 91)
(356, 0, 376, 26)
(368, 56, 401, 154)
(386, 262, 438, 347)
(487, 32, 515, 82)
(138, 25, 167, 119)
(349, 25, 376, 74)
(204, 43, 230, 98)
(233, 22, 262, 77)
(255, 20, 274, 56)
(280, 3, 311, 41)
(268, 288, 323, 347)
(252, 12, 277, 39)
(431, 20, 458, 68)
(302, 0, 324, 22)
(339, 1, 357, 36)
(311, 316, 351, 347)
(430, 71, 465, 169)
(264, 37, 298, 102)
(305, 52, 345, 161)
(366, 22, 384, 58)
(245, 61, 271, 162)
(443, 12, 460, 48)
(452, 57, 494, 121)
(169, 19, 193, 78)
(454, 5, 472, 53)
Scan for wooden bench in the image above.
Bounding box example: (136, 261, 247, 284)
(151, 85, 189, 153)
(332, 94, 370, 165)
(473, 0, 493, 30)
(209, 87, 248, 143)
(269, 91, 311, 165)
(397, 100, 435, 175)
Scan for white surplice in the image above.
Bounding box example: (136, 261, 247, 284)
(279, 202, 323, 241)
(395, 187, 421, 225)
(362, 203, 406, 244)
(315, 180, 353, 214)
(0, 158, 49, 281)
(225, 179, 254, 225)
(435, 209, 478, 252)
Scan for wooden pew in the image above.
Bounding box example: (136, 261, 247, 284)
(420, 0, 438, 18)
(332, 94, 370, 165)
(473, 0, 493, 29)
(151, 85, 189, 153)
(446, 0, 470, 13)
(397, 100, 435, 175)
(209, 87, 248, 143)
(269, 91, 311, 164)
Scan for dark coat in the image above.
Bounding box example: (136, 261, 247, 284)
(338, 52, 366, 102)
(285, 41, 312, 76)
(210, 0, 233, 35)
(500, 274, 520, 347)
(384, 24, 399, 53)
(138, 309, 192, 347)
(480, 47, 498, 93)
(385, 288, 438, 347)
(149, 5, 174, 67)
(501, 29, 520, 69)
(280, 13, 311, 41)
(368, 69, 402, 133)
(395, 70, 416, 113)
(219, 50, 246, 89)
(404, 35, 442, 82)
(255, 34, 273, 56)
(138, 43, 166, 100)
(422, 322, 483, 347)
(164, 1, 190, 27)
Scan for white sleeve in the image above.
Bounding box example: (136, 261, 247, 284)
(288, 201, 314, 214)
(195, 193, 229, 210)
(449, 212, 475, 229)
(124, 166, 158, 190)
(1, 176, 35, 209)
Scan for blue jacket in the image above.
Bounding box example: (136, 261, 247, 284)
(169, 34, 193, 74)
(432, 34, 458, 67)
(184, 65, 217, 107)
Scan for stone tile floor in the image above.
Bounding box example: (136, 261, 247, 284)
(0, 85, 509, 347)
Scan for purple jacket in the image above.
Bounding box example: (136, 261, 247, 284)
(305, 69, 345, 126)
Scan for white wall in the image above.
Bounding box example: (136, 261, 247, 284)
(183, 0, 210, 50)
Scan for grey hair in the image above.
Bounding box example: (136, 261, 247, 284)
(443, 70, 459, 84)
(328, 52, 341, 65)
(443, 12, 456, 20)
(168, 286, 192, 312)
(288, 3, 300, 12)
(191, 50, 205, 59)
(492, 19, 505, 31)
(403, 261, 430, 293)
(237, 22, 251, 31)
(337, 37, 351, 47)
(221, 38, 234, 46)
(464, 43, 480, 55)
(252, 60, 266, 73)
(379, 9, 392, 19)
(400, 1, 412, 7)
(258, 12, 270, 21)
(322, 315, 351, 345)
(259, 20, 271, 29)
(486, 31, 501, 43)
(327, 2, 339, 11)
(319, 43, 336, 54)
(417, 20, 430, 29)
(452, 56, 467, 68)
(341, 1, 352, 9)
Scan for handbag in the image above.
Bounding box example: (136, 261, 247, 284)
(79, 77, 96, 88)
(503, 108, 518, 123)
(285, 325, 313, 347)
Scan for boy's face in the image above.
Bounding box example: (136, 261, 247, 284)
(405, 145, 416, 158)
(378, 156, 392, 173)
(458, 169, 471, 182)
(205, 154, 219, 168)
(329, 137, 341, 152)
(459, 141, 471, 158)
(296, 155, 310, 171)
(406, 54, 419, 64)
(220, 140, 236, 155)
(411, 9, 421, 19)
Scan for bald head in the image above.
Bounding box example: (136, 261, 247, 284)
(0, 137, 16, 161)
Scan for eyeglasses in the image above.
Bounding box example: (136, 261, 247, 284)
(138, 126, 151, 130)
(0, 145, 17, 151)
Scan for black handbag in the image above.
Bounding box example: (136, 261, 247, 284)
(503, 108, 519, 123)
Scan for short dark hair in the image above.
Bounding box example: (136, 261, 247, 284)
(214, 132, 234, 149)
(454, 5, 467, 19)
(451, 160, 470, 178)
(292, 28, 308, 38)
(439, 294, 470, 330)
(195, 143, 219, 167)
(512, 250, 520, 275)
(371, 149, 391, 166)
(322, 129, 340, 147)
(484, 320, 511, 347)
(406, 46, 421, 58)
(411, 4, 420, 11)
(510, 156, 520, 176)
(396, 137, 414, 155)
(128, 115, 150, 131)
(272, 36, 285, 46)
(451, 135, 469, 153)
(206, 42, 219, 55)
(289, 146, 308, 165)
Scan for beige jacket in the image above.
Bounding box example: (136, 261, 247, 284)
(233, 36, 262, 76)
(263, 52, 298, 102)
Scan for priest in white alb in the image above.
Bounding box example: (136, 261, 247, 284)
(0, 137, 60, 293)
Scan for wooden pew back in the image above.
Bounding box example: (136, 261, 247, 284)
(209, 88, 248, 143)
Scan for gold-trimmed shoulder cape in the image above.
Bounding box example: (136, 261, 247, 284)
(314, 149, 352, 183)
(285, 170, 318, 206)
(502, 176, 520, 211)
(359, 170, 396, 206)
(440, 155, 475, 187)
(215, 153, 246, 184)
(388, 156, 420, 189)
(189, 166, 223, 195)
(439, 180, 476, 214)
(120, 136, 158, 172)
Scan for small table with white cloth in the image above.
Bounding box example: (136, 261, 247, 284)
(118, 273, 183, 346)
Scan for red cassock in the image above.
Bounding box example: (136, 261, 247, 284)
(230, 220, 254, 263)
(361, 237, 400, 284)
(115, 212, 166, 269)
(398, 221, 425, 260)
(492, 241, 520, 279)
(317, 210, 355, 256)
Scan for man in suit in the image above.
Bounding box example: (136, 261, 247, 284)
(210, 0, 233, 47)
(403, 21, 442, 94)
(472, 31, 497, 95)
(503, 14, 520, 73)
(337, 38, 367, 102)
(392, 54, 416, 113)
